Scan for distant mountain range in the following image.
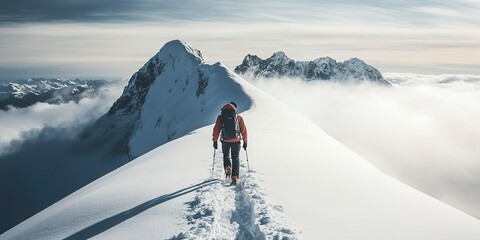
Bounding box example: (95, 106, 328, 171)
(0, 78, 109, 110)
(235, 52, 391, 85)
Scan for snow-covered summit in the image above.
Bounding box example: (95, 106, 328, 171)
(159, 39, 205, 62)
(235, 52, 391, 85)
(270, 51, 289, 61)
(85, 39, 253, 159)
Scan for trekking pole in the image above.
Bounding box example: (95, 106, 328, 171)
(211, 149, 215, 177)
(245, 149, 250, 172)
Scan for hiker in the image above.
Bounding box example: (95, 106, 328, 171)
(212, 102, 248, 185)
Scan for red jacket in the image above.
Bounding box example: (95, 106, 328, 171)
(212, 104, 248, 143)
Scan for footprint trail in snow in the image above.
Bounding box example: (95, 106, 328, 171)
(170, 149, 298, 240)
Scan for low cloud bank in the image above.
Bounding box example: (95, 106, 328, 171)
(0, 81, 125, 234)
(0, 81, 124, 153)
(250, 73, 480, 219)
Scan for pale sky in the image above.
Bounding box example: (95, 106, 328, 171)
(0, 0, 479, 80)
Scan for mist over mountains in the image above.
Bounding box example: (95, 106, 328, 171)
(0, 80, 124, 234)
(248, 73, 480, 220)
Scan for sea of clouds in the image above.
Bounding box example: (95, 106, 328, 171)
(0, 81, 124, 153)
(0, 81, 125, 233)
(249, 73, 480, 219)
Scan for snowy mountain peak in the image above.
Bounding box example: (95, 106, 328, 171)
(270, 51, 288, 59)
(244, 54, 260, 61)
(346, 57, 363, 63)
(235, 52, 391, 85)
(155, 39, 204, 64)
(313, 56, 336, 64)
(115, 40, 204, 111)
(268, 51, 294, 66)
(87, 40, 252, 159)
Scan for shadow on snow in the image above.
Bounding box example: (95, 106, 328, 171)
(65, 179, 221, 240)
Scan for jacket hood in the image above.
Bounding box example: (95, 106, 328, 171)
(221, 103, 237, 112)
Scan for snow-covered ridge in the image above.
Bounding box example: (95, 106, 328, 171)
(84, 39, 253, 160)
(235, 52, 391, 85)
(0, 78, 109, 110)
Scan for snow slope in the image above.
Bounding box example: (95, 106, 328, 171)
(3, 41, 480, 240)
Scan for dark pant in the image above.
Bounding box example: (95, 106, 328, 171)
(221, 141, 241, 177)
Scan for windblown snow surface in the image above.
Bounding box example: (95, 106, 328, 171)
(2, 41, 480, 240)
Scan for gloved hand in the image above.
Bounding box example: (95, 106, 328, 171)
(243, 142, 247, 150)
(213, 141, 218, 149)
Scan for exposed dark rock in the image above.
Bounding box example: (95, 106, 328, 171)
(235, 52, 391, 86)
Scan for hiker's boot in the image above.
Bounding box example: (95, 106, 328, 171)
(231, 176, 238, 185)
(225, 166, 232, 178)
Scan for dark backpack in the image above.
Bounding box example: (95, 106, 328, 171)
(221, 108, 240, 140)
